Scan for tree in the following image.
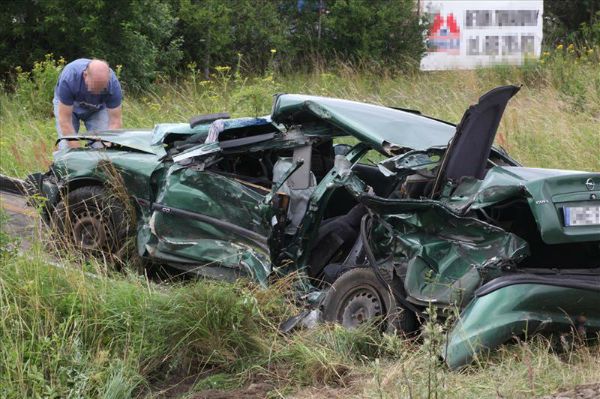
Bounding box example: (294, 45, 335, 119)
(175, 0, 289, 78)
(0, 0, 182, 89)
(321, 0, 426, 65)
(544, 0, 600, 45)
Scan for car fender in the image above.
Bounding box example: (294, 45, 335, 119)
(444, 277, 600, 369)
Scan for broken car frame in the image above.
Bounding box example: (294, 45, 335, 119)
(28, 86, 600, 368)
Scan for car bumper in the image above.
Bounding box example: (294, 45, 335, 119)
(444, 274, 600, 369)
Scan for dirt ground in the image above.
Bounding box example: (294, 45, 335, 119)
(540, 383, 600, 399)
(0, 190, 36, 250)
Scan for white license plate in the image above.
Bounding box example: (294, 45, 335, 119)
(563, 205, 600, 226)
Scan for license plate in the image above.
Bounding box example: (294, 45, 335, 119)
(563, 205, 600, 226)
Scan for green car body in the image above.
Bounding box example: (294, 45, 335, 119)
(35, 86, 600, 369)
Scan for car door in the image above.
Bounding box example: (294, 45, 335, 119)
(148, 159, 273, 284)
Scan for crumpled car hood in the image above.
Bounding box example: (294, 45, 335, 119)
(60, 130, 166, 156)
(271, 94, 456, 154)
(151, 123, 211, 145)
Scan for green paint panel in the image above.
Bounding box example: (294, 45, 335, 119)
(362, 196, 529, 306)
(445, 282, 600, 369)
(272, 94, 456, 153)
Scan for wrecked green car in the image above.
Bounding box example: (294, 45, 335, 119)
(32, 85, 600, 368)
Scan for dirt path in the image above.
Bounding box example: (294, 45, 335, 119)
(0, 190, 36, 250)
(540, 383, 600, 399)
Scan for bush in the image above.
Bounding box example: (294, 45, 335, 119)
(176, 0, 289, 79)
(0, 0, 181, 90)
(13, 55, 64, 118)
(544, 0, 599, 46)
(1, 0, 425, 89)
(321, 0, 425, 67)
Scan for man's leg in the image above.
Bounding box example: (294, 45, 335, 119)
(53, 97, 80, 150)
(83, 108, 109, 133)
(82, 108, 109, 149)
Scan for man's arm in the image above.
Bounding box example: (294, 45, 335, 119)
(107, 106, 122, 129)
(57, 101, 80, 148)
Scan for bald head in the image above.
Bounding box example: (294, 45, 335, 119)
(84, 59, 110, 94)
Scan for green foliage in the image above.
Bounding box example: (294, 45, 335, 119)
(544, 0, 600, 46)
(0, 0, 181, 89)
(2, 0, 598, 91)
(578, 12, 600, 48)
(4, 242, 596, 397)
(0, 252, 278, 397)
(176, 0, 289, 78)
(321, 0, 425, 67)
(1, 0, 425, 89)
(540, 42, 600, 112)
(277, 0, 427, 71)
(13, 55, 64, 118)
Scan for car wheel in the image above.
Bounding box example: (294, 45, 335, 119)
(322, 267, 417, 333)
(53, 186, 130, 254)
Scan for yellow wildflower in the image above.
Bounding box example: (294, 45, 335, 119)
(270, 49, 277, 54)
(556, 44, 563, 50)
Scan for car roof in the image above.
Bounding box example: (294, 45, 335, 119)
(271, 94, 456, 154)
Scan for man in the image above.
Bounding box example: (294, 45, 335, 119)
(53, 58, 123, 149)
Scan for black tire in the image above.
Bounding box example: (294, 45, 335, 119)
(322, 267, 417, 333)
(52, 185, 131, 254)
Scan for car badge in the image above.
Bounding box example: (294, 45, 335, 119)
(585, 178, 595, 191)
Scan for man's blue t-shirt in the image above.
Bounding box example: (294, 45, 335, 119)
(54, 58, 122, 117)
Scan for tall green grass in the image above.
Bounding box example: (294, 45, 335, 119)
(1, 242, 598, 397)
(1, 49, 599, 177)
(0, 241, 279, 397)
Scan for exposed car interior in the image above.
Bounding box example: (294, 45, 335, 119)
(159, 104, 599, 284)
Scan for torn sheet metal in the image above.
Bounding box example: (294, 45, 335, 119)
(445, 279, 600, 369)
(361, 196, 529, 306)
(142, 163, 273, 285)
(271, 94, 455, 154)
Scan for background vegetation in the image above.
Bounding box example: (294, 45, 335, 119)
(1, 0, 426, 88)
(1, 44, 599, 178)
(2, 0, 598, 89)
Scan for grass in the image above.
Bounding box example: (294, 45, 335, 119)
(0, 50, 599, 397)
(1, 239, 599, 398)
(1, 50, 599, 177)
(0, 235, 292, 398)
